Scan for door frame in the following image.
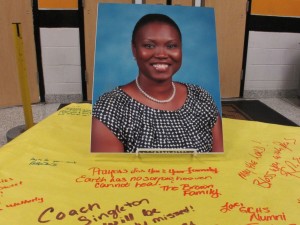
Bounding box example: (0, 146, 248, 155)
(32, 0, 87, 102)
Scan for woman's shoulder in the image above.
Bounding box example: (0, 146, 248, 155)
(93, 87, 129, 110)
(182, 83, 218, 118)
(95, 87, 125, 102)
(182, 83, 212, 98)
(181, 83, 218, 112)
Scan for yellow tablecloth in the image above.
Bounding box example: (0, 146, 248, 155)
(1, 103, 299, 225)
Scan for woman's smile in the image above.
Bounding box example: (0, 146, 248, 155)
(152, 63, 170, 72)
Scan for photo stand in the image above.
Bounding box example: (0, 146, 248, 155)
(135, 148, 198, 157)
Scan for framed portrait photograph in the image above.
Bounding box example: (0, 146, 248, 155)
(91, 3, 224, 154)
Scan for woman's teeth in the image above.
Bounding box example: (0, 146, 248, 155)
(153, 64, 168, 70)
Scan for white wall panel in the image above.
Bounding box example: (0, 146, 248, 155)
(245, 31, 300, 94)
(248, 31, 300, 49)
(40, 28, 80, 47)
(247, 48, 300, 65)
(40, 28, 82, 99)
(245, 80, 299, 90)
(245, 65, 296, 81)
(45, 83, 82, 95)
(41, 47, 81, 66)
(43, 65, 81, 83)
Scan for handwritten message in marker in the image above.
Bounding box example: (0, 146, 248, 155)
(37, 198, 196, 225)
(75, 166, 221, 198)
(220, 201, 287, 223)
(237, 138, 298, 189)
(0, 178, 22, 194)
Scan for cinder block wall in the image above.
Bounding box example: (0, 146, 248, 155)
(244, 31, 300, 97)
(244, 0, 300, 98)
(40, 28, 82, 102)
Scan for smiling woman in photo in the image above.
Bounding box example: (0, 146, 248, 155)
(91, 13, 223, 153)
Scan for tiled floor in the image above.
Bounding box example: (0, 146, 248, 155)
(0, 98, 299, 148)
(0, 103, 60, 147)
(259, 97, 300, 125)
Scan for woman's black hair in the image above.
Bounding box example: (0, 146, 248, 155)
(131, 13, 182, 44)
